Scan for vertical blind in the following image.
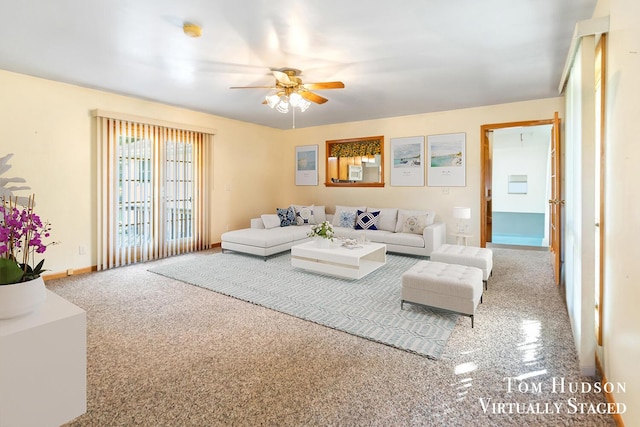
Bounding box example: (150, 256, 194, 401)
(96, 113, 213, 270)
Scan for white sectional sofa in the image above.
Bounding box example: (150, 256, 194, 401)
(220, 204, 446, 259)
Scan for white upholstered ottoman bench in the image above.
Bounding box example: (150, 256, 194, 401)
(401, 260, 483, 327)
(430, 244, 493, 290)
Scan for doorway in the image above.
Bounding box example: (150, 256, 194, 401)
(490, 125, 552, 247)
(480, 118, 559, 249)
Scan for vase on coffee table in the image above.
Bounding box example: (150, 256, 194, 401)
(314, 237, 331, 249)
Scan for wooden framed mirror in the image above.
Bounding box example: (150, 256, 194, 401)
(325, 136, 385, 187)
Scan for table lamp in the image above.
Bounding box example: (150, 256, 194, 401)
(453, 207, 471, 234)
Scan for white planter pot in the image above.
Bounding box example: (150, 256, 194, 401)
(0, 276, 47, 320)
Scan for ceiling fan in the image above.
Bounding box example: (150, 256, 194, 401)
(230, 68, 345, 113)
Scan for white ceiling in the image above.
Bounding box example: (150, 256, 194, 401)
(0, 0, 596, 130)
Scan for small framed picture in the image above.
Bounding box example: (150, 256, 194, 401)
(390, 136, 425, 186)
(427, 132, 466, 187)
(295, 145, 318, 186)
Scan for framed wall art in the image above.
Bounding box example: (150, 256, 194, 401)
(295, 145, 318, 186)
(427, 132, 466, 187)
(390, 136, 425, 186)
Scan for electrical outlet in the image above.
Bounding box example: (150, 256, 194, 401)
(442, 187, 449, 195)
(78, 245, 86, 255)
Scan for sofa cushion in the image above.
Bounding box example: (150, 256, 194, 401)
(261, 214, 281, 229)
(384, 231, 425, 248)
(332, 205, 366, 227)
(368, 207, 398, 232)
(364, 229, 394, 243)
(277, 207, 296, 227)
(222, 228, 294, 248)
(401, 214, 428, 234)
(395, 209, 435, 232)
(292, 205, 315, 225)
(355, 209, 379, 230)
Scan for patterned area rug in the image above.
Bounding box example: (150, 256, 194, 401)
(149, 251, 457, 359)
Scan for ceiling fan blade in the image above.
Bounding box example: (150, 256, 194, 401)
(229, 85, 277, 89)
(302, 81, 345, 90)
(273, 70, 292, 85)
(300, 90, 328, 104)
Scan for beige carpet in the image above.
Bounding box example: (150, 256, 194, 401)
(148, 252, 458, 359)
(47, 247, 616, 426)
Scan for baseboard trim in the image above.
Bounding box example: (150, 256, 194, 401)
(44, 266, 97, 281)
(42, 245, 221, 282)
(596, 352, 626, 427)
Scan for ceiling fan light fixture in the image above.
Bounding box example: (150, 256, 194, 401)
(299, 98, 311, 112)
(275, 95, 290, 113)
(232, 67, 342, 117)
(289, 92, 303, 107)
(289, 92, 310, 112)
(265, 94, 279, 108)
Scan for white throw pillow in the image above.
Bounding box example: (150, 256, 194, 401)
(261, 214, 281, 229)
(367, 207, 398, 232)
(313, 205, 326, 223)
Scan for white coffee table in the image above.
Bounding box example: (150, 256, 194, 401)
(290, 241, 387, 279)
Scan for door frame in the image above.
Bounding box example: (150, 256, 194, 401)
(480, 118, 558, 248)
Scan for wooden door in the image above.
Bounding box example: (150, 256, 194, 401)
(594, 34, 606, 344)
(548, 112, 562, 285)
(482, 131, 492, 246)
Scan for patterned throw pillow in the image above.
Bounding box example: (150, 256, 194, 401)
(332, 205, 366, 227)
(338, 211, 357, 229)
(395, 209, 435, 232)
(294, 205, 315, 225)
(276, 207, 296, 227)
(401, 214, 428, 234)
(355, 209, 379, 230)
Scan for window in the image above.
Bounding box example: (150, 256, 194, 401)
(95, 112, 213, 269)
(325, 136, 385, 187)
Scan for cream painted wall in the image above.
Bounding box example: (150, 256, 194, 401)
(492, 127, 551, 214)
(596, 0, 640, 424)
(0, 69, 282, 276)
(282, 98, 563, 247)
(0, 69, 562, 284)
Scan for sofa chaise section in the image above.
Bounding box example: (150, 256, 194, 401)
(221, 217, 312, 259)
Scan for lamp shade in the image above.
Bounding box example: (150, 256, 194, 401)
(453, 207, 471, 219)
(265, 94, 279, 108)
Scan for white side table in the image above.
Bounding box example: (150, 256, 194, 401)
(451, 233, 472, 246)
(0, 290, 87, 427)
